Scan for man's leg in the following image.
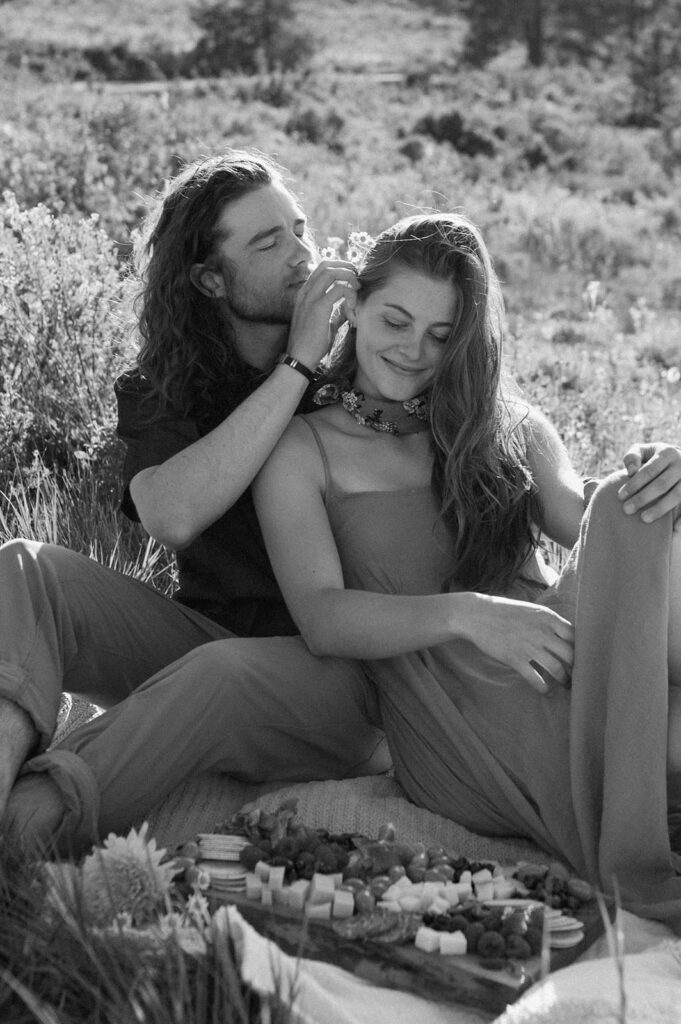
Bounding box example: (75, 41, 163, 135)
(8, 636, 389, 847)
(0, 539, 229, 818)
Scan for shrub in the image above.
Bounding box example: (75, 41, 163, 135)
(412, 109, 496, 158)
(0, 192, 135, 484)
(284, 103, 345, 152)
(189, 0, 316, 75)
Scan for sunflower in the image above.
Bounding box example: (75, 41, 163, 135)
(79, 822, 176, 927)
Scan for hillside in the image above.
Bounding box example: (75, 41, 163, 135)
(1, 0, 466, 76)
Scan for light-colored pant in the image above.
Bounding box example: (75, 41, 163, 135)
(0, 540, 389, 842)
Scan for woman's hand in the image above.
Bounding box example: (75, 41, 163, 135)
(462, 594, 574, 695)
(287, 259, 358, 370)
(618, 443, 681, 528)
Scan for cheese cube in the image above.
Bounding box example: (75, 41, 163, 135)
(267, 865, 286, 891)
(474, 881, 495, 903)
(458, 870, 472, 885)
(442, 882, 466, 906)
(440, 931, 467, 955)
(261, 887, 273, 907)
(254, 860, 270, 881)
(272, 886, 290, 907)
(287, 879, 310, 912)
(377, 899, 402, 914)
(415, 926, 441, 953)
(245, 873, 262, 900)
(398, 895, 423, 913)
(384, 876, 413, 901)
(332, 889, 355, 919)
(492, 878, 517, 899)
(304, 901, 332, 920)
(472, 868, 493, 886)
(427, 896, 450, 915)
(308, 873, 336, 905)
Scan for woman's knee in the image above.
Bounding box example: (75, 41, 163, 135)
(587, 470, 629, 515)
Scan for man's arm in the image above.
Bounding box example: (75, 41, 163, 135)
(129, 259, 358, 550)
(130, 364, 308, 550)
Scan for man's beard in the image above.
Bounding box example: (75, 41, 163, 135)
(226, 288, 296, 326)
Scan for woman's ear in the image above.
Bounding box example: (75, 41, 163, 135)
(344, 296, 357, 326)
(190, 263, 227, 298)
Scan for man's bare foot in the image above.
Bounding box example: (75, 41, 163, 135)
(0, 698, 37, 818)
(4, 774, 65, 852)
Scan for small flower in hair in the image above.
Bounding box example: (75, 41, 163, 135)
(322, 230, 375, 271)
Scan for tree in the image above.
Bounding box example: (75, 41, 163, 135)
(461, 0, 524, 67)
(627, 0, 681, 124)
(189, 0, 316, 75)
(461, 0, 681, 85)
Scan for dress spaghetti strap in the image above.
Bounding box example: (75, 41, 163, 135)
(299, 416, 332, 499)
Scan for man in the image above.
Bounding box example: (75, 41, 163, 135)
(0, 151, 390, 846)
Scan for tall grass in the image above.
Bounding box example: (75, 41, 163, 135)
(0, 841, 291, 1024)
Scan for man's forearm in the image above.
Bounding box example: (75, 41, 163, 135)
(130, 362, 309, 549)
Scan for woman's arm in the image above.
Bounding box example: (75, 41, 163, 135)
(253, 419, 574, 693)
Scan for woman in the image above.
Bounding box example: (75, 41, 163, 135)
(253, 213, 681, 927)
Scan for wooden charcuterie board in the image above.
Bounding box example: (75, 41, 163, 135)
(209, 888, 612, 1015)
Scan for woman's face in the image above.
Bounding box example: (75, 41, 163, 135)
(351, 268, 457, 401)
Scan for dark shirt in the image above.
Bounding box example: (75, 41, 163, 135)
(115, 368, 300, 638)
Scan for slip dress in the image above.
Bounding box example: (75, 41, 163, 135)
(301, 415, 681, 928)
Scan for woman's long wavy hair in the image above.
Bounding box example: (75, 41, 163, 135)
(133, 151, 284, 419)
(322, 214, 540, 594)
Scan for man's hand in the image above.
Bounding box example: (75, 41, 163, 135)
(618, 443, 681, 528)
(287, 259, 358, 370)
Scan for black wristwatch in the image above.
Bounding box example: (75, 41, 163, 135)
(278, 353, 317, 383)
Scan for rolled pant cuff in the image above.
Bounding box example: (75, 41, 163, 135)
(20, 748, 101, 848)
(0, 662, 59, 750)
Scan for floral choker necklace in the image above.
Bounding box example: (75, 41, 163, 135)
(313, 380, 430, 436)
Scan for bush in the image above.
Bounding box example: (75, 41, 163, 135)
(285, 103, 345, 152)
(412, 109, 495, 157)
(0, 192, 135, 484)
(189, 0, 316, 75)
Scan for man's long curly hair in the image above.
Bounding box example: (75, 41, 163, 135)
(133, 151, 284, 418)
(323, 213, 540, 594)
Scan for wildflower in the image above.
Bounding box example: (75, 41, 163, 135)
(582, 279, 601, 313)
(80, 822, 175, 927)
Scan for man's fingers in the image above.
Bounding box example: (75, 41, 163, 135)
(640, 482, 681, 523)
(621, 464, 681, 518)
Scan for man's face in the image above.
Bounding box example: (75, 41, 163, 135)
(210, 182, 316, 325)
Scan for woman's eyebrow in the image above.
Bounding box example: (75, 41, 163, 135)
(383, 302, 453, 327)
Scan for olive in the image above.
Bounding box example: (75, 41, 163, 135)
(369, 875, 392, 899)
(354, 890, 376, 915)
